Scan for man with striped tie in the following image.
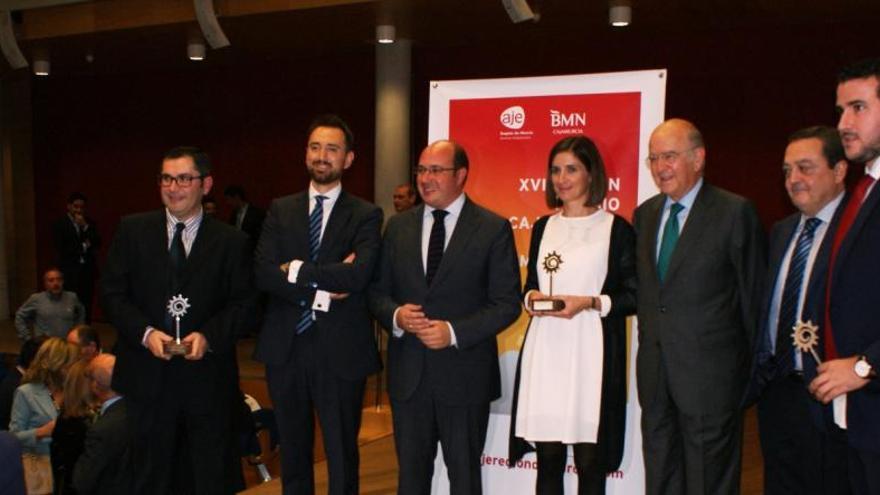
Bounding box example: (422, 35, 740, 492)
(254, 114, 382, 495)
(752, 126, 849, 495)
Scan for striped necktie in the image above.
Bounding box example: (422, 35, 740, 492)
(295, 195, 326, 335)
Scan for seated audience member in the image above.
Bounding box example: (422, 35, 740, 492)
(0, 337, 45, 431)
(0, 431, 26, 495)
(73, 354, 128, 495)
(15, 269, 85, 342)
(52, 360, 97, 494)
(9, 338, 78, 493)
(66, 325, 101, 361)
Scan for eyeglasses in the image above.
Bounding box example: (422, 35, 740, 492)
(645, 147, 698, 166)
(158, 173, 206, 187)
(414, 166, 457, 177)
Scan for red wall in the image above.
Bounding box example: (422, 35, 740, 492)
(29, 20, 874, 311)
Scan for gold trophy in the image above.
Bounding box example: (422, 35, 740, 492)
(164, 294, 193, 356)
(530, 251, 566, 312)
(792, 319, 821, 364)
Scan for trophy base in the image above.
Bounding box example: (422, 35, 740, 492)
(163, 341, 192, 356)
(530, 298, 565, 312)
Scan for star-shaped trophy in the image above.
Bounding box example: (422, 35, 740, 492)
(164, 294, 193, 356)
(792, 319, 822, 364)
(530, 251, 566, 312)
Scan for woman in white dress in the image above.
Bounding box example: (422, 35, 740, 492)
(508, 135, 637, 494)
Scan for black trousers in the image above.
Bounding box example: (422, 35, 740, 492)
(849, 446, 880, 495)
(391, 380, 490, 495)
(266, 331, 366, 495)
(535, 442, 605, 495)
(757, 373, 850, 495)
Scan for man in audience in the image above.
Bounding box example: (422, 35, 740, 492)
(52, 192, 100, 322)
(369, 140, 521, 494)
(202, 196, 218, 216)
(809, 57, 880, 495)
(0, 337, 44, 431)
(751, 126, 849, 494)
(66, 324, 101, 361)
(15, 268, 84, 341)
(225, 185, 265, 247)
(102, 146, 254, 494)
(0, 431, 25, 494)
(392, 183, 417, 213)
(254, 114, 382, 495)
(634, 118, 765, 495)
(72, 353, 128, 495)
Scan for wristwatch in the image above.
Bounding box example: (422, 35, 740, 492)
(854, 355, 876, 379)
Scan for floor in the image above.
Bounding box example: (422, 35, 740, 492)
(0, 320, 765, 495)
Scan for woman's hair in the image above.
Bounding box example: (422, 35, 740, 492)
(545, 135, 608, 208)
(22, 337, 79, 392)
(61, 359, 95, 418)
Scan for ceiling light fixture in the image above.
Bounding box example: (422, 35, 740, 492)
(187, 41, 206, 61)
(609, 0, 631, 27)
(33, 49, 49, 76)
(376, 24, 395, 44)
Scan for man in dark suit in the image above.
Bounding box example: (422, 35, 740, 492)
(751, 126, 849, 495)
(102, 146, 254, 494)
(73, 353, 128, 495)
(369, 140, 521, 495)
(52, 192, 101, 322)
(810, 58, 880, 495)
(225, 185, 266, 247)
(633, 119, 765, 495)
(254, 114, 382, 495)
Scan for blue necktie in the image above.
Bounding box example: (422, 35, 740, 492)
(657, 203, 684, 282)
(426, 209, 448, 286)
(295, 195, 326, 335)
(774, 217, 821, 375)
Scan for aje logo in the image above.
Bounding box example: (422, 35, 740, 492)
(500, 106, 526, 130)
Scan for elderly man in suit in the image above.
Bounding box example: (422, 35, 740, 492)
(52, 192, 100, 322)
(73, 353, 128, 495)
(102, 146, 254, 494)
(751, 126, 849, 495)
(369, 140, 521, 495)
(809, 58, 880, 495)
(633, 119, 765, 495)
(254, 114, 382, 495)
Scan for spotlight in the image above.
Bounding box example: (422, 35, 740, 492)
(33, 55, 49, 76)
(609, 0, 631, 27)
(187, 41, 205, 61)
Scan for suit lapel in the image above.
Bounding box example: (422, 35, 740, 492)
(831, 187, 876, 292)
(641, 197, 664, 282)
(177, 215, 219, 291)
(428, 198, 480, 290)
(405, 205, 429, 289)
(663, 186, 713, 283)
(319, 191, 351, 261)
(291, 193, 310, 259)
(807, 197, 845, 300)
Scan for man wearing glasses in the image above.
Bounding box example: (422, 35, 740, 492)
(102, 146, 254, 494)
(254, 114, 382, 495)
(633, 119, 766, 495)
(370, 140, 521, 494)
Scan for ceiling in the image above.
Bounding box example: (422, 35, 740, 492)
(2, 0, 879, 78)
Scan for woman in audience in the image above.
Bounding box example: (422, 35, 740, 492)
(509, 135, 637, 494)
(52, 359, 97, 494)
(9, 337, 79, 494)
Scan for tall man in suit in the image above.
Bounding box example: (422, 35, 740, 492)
(73, 353, 128, 495)
(225, 185, 266, 247)
(254, 114, 382, 495)
(810, 58, 880, 495)
(102, 146, 254, 494)
(52, 192, 101, 322)
(633, 119, 765, 495)
(369, 140, 522, 495)
(752, 126, 849, 495)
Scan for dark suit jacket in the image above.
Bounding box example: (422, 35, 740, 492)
(101, 211, 254, 402)
(508, 213, 637, 472)
(827, 181, 880, 453)
(52, 215, 100, 281)
(634, 183, 766, 415)
(72, 399, 128, 495)
(369, 197, 522, 406)
(230, 204, 266, 246)
(254, 190, 382, 380)
(0, 368, 22, 431)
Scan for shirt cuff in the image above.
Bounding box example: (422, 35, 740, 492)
(142, 327, 154, 347)
(287, 260, 304, 284)
(598, 295, 612, 317)
(448, 323, 458, 348)
(312, 290, 331, 312)
(391, 307, 405, 338)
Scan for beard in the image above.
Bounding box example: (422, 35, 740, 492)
(307, 160, 343, 185)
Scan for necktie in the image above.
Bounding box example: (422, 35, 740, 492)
(296, 195, 327, 335)
(657, 203, 684, 282)
(169, 222, 186, 285)
(774, 217, 821, 375)
(426, 209, 448, 286)
(824, 174, 876, 359)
